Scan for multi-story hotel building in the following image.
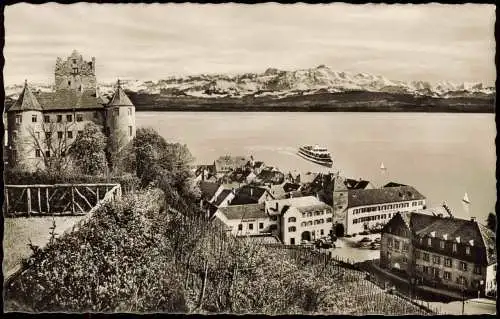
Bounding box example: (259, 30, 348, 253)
(380, 208, 497, 297)
(212, 196, 333, 245)
(332, 178, 426, 236)
(265, 196, 333, 245)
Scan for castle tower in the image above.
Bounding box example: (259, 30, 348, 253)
(332, 174, 349, 236)
(105, 79, 136, 158)
(54, 50, 96, 93)
(6, 80, 44, 171)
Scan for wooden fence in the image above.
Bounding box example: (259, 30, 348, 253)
(3, 183, 121, 217)
(4, 183, 122, 288)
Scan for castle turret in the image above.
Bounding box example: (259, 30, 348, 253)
(6, 80, 44, 170)
(105, 79, 136, 157)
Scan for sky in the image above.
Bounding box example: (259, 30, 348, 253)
(3, 3, 496, 86)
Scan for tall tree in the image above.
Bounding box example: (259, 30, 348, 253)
(130, 127, 199, 205)
(486, 212, 497, 232)
(68, 122, 107, 175)
(25, 122, 73, 173)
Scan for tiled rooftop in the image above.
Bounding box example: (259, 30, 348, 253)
(348, 185, 425, 208)
(217, 203, 267, 220)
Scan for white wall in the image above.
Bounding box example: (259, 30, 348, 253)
(346, 200, 425, 235)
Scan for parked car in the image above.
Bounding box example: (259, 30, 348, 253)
(359, 237, 372, 243)
(370, 242, 381, 250)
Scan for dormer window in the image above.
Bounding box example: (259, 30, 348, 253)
(440, 240, 445, 249)
(453, 243, 457, 253)
(428, 238, 432, 246)
(15, 115, 22, 124)
(76, 114, 83, 122)
(465, 246, 471, 255)
(32, 115, 37, 123)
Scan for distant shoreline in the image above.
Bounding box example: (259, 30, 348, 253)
(134, 106, 494, 113)
(129, 91, 495, 113)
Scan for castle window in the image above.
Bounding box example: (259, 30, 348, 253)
(288, 226, 296, 232)
(35, 149, 41, 157)
(67, 114, 73, 122)
(67, 131, 73, 139)
(76, 114, 83, 122)
(57, 115, 62, 123)
(320, 229, 324, 236)
(45, 150, 50, 158)
(248, 223, 254, 230)
(32, 115, 37, 123)
(15, 115, 22, 124)
(326, 217, 332, 222)
(72, 67, 78, 74)
(259, 223, 264, 229)
(57, 131, 63, 139)
(128, 108, 132, 116)
(129, 126, 133, 137)
(68, 80, 71, 86)
(78, 130, 83, 136)
(238, 224, 242, 231)
(114, 108, 119, 117)
(44, 115, 50, 123)
(288, 217, 296, 223)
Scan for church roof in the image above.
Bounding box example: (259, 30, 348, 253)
(108, 80, 134, 107)
(7, 80, 43, 112)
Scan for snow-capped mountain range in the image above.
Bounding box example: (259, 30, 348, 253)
(5, 65, 495, 100)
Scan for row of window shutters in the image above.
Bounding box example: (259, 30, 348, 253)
(15, 109, 134, 124)
(387, 251, 483, 274)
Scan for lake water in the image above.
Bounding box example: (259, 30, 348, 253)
(136, 112, 496, 223)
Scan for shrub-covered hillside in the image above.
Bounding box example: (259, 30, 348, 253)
(5, 187, 433, 314)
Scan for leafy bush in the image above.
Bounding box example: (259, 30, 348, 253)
(5, 188, 186, 312)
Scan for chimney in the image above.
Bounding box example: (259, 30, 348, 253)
(470, 216, 476, 222)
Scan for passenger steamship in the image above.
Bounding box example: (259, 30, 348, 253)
(298, 145, 334, 167)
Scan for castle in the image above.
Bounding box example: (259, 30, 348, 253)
(4, 50, 136, 172)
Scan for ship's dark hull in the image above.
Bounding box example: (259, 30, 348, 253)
(297, 149, 333, 168)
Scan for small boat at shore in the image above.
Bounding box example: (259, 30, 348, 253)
(298, 145, 333, 168)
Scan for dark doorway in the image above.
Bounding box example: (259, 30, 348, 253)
(301, 231, 311, 242)
(334, 223, 345, 237)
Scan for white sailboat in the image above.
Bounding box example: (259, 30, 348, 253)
(380, 162, 386, 171)
(462, 192, 471, 218)
(462, 192, 470, 204)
